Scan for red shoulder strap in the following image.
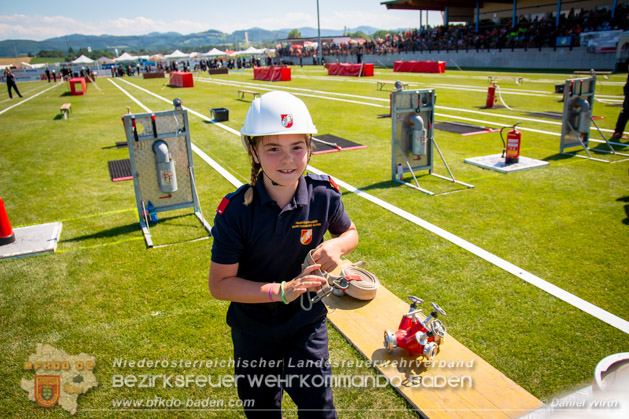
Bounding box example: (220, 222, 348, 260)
(328, 176, 340, 192)
(216, 197, 230, 215)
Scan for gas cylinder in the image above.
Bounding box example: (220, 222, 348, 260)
(485, 84, 497, 108)
(505, 126, 521, 164)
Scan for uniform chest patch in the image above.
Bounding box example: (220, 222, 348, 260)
(300, 229, 313, 245)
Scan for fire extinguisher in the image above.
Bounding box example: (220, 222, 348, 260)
(500, 123, 522, 165)
(485, 83, 497, 108)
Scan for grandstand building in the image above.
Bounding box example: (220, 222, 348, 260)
(350, 0, 629, 70)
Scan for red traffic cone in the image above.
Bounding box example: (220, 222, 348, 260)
(0, 197, 16, 245)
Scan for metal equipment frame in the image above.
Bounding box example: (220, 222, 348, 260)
(391, 88, 473, 195)
(122, 104, 211, 247)
(560, 76, 629, 163)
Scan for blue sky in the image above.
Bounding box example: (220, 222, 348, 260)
(0, 0, 443, 41)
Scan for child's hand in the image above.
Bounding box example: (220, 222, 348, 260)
(311, 241, 343, 273)
(284, 264, 327, 302)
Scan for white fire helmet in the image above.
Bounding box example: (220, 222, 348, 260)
(240, 90, 317, 151)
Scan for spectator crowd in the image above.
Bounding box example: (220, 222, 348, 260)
(279, 4, 628, 59)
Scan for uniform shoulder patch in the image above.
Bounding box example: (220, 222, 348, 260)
(328, 176, 340, 192)
(307, 173, 340, 192)
(216, 184, 249, 215)
(216, 197, 230, 215)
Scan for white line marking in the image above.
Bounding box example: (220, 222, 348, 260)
(108, 79, 152, 112)
(196, 76, 619, 134)
(113, 77, 629, 334)
(0, 83, 62, 116)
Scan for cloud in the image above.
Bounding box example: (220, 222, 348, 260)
(104, 17, 208, 35)
(322, 10, 426, 30)
(0, 10, 429, 42)
(0, 15, 95, 40)
(217, 12, 317, 33)
(0, 14, 210, 41)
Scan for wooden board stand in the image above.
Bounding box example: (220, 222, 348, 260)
(325, 262, 543, 418)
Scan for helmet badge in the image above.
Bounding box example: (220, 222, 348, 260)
(281, 114, 294, 128)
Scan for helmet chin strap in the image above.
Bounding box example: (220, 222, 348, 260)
(264, 171, 280, 186)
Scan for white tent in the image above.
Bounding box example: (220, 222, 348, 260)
(149, 54, 166, 62)
(204, 48, 226, 57)
(96, 56, 115, 64)
(165, 50, 189, 59)
(114, 52, 138, 62)
(235, 46, 264, 56)
(72, 55, 95, 64)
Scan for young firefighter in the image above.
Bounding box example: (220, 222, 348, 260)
(209, 91, 358, 418)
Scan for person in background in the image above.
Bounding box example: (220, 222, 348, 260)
(611, 73, 629, 142)
(4, 67, 22, 99)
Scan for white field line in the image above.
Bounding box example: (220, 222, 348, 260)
(431, 83, 623, 100)
(196, 77, 385, 108)
(114, 77, 629, 335)
(109, 79, 152, 112)
(195, 77, 609, 137)
(0, 82, 59, 104)
(196, 76, 621, 135)
(0, 82, 62, 116)
(295, 74, 624, 98)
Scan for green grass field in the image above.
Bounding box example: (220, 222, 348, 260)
(1, 66, 628, 417)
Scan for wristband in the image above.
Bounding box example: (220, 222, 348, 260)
(280, 281, 289, 304)
(269, 282, 275, 302)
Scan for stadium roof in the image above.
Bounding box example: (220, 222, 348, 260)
(381, 0, 513, 11)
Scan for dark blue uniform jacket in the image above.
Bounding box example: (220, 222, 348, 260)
(211, 173, 352, 331)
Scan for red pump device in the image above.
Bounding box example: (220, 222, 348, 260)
(384, 296, 447, 360)
(500, 123, 522, 164)
(485, 83, 497, 108)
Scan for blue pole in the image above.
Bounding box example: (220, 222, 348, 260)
(317, 0, 321, 65)
(476, 2, 480, 33)
(445, 7, 449, 25)
(612, 0, 617, 19)
(556, 0, 562, 27)
(512, 0, 517, 28)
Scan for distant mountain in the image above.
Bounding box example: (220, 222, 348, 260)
(0, 26, 382, 57)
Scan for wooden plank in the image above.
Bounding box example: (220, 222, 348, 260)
(377, 80, 408, 90)
(325, 262, 543, 418)
(238, 90, 260, 100)
(60, 103, 72, 119)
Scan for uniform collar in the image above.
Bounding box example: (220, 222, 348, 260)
(255, 173, 308, 209)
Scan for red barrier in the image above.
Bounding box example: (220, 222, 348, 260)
(253, 67, 291, 81)
(69, 77, 87, 95)
(326, 63, 374, 77)
(393, 61, 446, 73)
(169, 72, 194, 87)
